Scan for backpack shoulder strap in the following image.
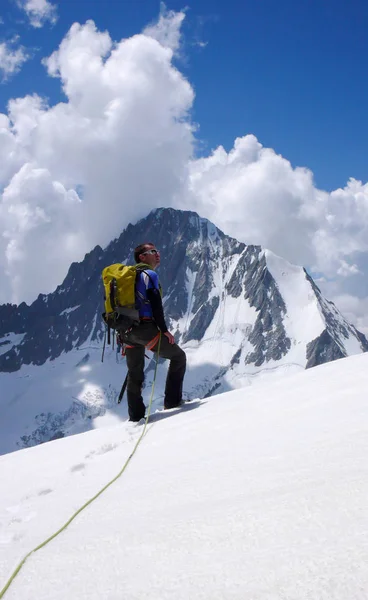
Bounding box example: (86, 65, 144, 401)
(135, 264, 157, 288)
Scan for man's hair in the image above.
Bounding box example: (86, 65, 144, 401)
(134, 242, 155, 263)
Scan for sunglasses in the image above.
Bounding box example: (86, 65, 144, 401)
(142, 249, 160, 256)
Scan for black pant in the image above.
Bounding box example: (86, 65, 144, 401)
(123, 322, 186, 421)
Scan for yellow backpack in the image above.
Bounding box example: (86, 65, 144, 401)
(101, 262, 152, 331)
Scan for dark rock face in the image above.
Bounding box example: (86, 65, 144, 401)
(182, 297, 220, 343)
(240, 250, 291, 366)
(306, 329, 346, 368)
(0, 244, 105, 372)
(225, 245, 291, 365)
(303, 269, 368, 367)
(356, 330, 368, 352)
(0, 207, 367, 378)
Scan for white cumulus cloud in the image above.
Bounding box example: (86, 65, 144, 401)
(17, 0, 58, 28)
(143, 3, 185, 53)
(186, 137, 368, 282)
(0, 13, 193, 303)
(0, 37, 29, 79)
(1, 163, 83, 303)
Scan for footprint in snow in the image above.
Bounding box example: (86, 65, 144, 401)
(70, 463, 86, 472)
(7, 511, 36, 527)
(94, 443, 118, 456)
(85, 442, 118, 459)
(37, 488, 53, 496)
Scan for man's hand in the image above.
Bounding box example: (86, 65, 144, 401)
(164, 331, 175, 344)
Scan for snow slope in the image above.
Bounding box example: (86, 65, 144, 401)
(1, 353, 368, 599)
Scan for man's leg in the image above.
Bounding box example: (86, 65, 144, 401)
(153, 335, 186, 409)
(125, 345, 146, 421)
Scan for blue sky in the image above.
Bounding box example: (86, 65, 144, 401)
(1, 0, 367, 192)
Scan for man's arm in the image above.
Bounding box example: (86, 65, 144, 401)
(146, 287, 168, 333)
(144, 270, 174, 343)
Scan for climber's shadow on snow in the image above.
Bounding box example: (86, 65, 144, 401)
(148, 400, 205, 423)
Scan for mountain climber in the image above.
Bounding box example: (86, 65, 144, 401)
(122, 243, 186, 421)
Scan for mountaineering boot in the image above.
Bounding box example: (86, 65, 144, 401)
(164, 399, 185, 410)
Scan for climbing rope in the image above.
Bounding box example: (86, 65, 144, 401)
(0, 333, 162, 599)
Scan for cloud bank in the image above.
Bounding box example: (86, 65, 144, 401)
(0, 8, 367, 333)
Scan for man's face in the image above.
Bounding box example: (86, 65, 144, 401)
(139, 245, 160, 270)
